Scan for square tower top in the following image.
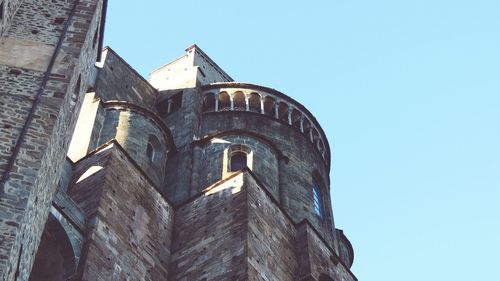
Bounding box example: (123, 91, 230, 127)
(149, 44, 233, 91)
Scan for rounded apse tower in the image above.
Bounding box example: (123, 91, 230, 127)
(152, 45, 353, 264)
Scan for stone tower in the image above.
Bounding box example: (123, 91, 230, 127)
(0, 2, 356, 281)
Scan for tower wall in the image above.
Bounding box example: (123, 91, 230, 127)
(201, 111, 336, 247)
(68, 143, 173, 281)
(97, 104, 171, 187)
(95, 48, 159, 110)
(196, 134, 280, 199)
(0, 0, 105, 279)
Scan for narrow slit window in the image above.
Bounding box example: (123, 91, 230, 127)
(146, 142, 154, 162)
(313, 185, 323, 218)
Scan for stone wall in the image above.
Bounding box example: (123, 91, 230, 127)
(0, 0, 105, 279)
(246, 172, 297, 281)
(169, 173, 250, 280)
(97, 106, 170, 187)
(296, 222, 357, 281)
(69, 143, 173, 281)
(161, 87, 202, 204)
(201, 112, 337, 248)
(0, 0, 24, 36)
(196, 134, 280, 200)
(96, 48, 158, 110)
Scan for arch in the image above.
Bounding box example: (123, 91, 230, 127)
(102, 101, 176, 156)
(318, 138, 325, 154)
(233, 91, 246, 111)
(203, 93, 216, 112)
(218, 92, 231, 111)
(248, 92, 261, 113)
(201, 130, 285, 159)
(319, 274, 335, 281)
(312, 128, 320, 144)
(291, 108, 302, 130)
(263, 96, 276, 117)
(226, 144, 253, 172)
(303, 118, 311, 133)
(277, 102, 289, 123)
(29, 214, 77, 281)
(146, 134, 161, 163)
(230, 152, 247, 171)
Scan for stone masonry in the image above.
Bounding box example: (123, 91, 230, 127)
(0, 2, 357, 280)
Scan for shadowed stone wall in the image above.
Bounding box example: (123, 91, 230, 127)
(69, 144, 173, 281)
(0, 0, 105, 279)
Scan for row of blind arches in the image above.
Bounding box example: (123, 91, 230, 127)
(203, 91, 326, 158)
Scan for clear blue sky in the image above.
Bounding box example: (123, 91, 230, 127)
(103, 1, 500, 280)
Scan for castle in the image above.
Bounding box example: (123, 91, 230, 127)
(0, 0, 357, 280)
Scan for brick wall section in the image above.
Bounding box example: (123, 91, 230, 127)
(69, 143, 173, 281)
(0, 0, 105, 279)
(169, 173, 249, 280)
(201, 112, 337, 249)
(246, 173, 297, 281)
(95, 48, 158, 110)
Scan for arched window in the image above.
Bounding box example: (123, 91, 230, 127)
(230, 152, 247, 171)
(203, 93, 216, 112)
(219, 92, 231, 111)
(313, 181, 324, 219)
(146, 135, 160, 163)
(278, 102, 289, 123)
(233, 91, 246, 111)
(291, 108, 302, 130)
(225, 144, 252, 174)
(263, 96, 276, 117)
(248, 92, 261, 113)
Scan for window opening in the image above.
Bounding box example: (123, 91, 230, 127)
(313, 184, 323, 218)
(203, 93, 216, 112)
(146, 142, 154, 162)
(146, 135, 160, 163)
(230, 152, 247, 171)
(156, 91, 183, 117)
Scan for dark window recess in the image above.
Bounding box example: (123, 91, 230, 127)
(0, 2, 4, 20)
(146, 142, 154, 162)
(92, 27, 98, 49)
(156, 91, 183, 117)
(230, 152, 247, 172)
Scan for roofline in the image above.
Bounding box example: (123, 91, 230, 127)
(202, 82, 332, 169)
(149, 44, 234, 82)
(101, 46, 159, 94)
(185, 44, 234, 82)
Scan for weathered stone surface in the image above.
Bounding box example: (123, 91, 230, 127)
(0, 4, 358, 280)
(69, 143, 173, 281)
(0, 0, 105, 279)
